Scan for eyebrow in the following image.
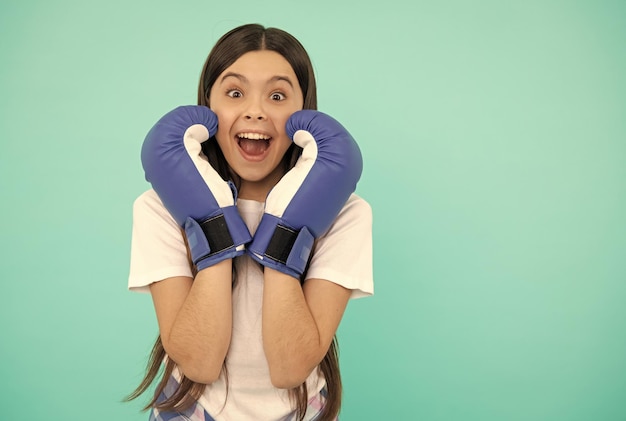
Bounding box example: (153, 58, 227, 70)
(220, 72, 295, 88)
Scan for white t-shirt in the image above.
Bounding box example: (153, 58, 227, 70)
(128, 189, 373, 420)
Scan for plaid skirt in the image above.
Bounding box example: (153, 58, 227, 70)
(148, 375, 336, 421)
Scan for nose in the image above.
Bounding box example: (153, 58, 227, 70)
(244, 97, 267, 121)
(245, 112, 266, 121)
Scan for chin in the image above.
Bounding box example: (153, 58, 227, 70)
(239, 163, 284, 186)
(235, 166, 271, 181)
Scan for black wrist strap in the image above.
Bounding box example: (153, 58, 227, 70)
(199, 214, 234, 256)
(264, 225, 299, 264)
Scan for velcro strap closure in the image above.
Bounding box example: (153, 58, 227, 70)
(198, 213, 234, 256)
(265, 225, 299, 264)
(264, 225, 314, 277)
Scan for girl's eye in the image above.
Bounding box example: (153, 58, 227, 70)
(271, 92, 286, 101)
(227, 89, 242, 98)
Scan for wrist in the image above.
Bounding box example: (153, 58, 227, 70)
(195, 258, 233, 280)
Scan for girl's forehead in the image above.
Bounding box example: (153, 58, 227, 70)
(223, 50, 296, 77)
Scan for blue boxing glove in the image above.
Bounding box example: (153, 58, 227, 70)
(247, 110, 363, 279)
(141, 105, 251, 271)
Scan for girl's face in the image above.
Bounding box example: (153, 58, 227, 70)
(209, 50, 304, 201)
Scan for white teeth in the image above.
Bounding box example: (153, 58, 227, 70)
(237, 132, 271, 140)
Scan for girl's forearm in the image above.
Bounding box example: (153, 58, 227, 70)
(165, 260, 233, 384)
(262, 268, 323, 389)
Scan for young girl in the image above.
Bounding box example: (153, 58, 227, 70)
(127, 24, 373, 421)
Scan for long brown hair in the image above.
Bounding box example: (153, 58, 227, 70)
(126, 24, 341, 421)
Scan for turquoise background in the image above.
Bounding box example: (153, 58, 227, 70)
(1, 0, 625, 419)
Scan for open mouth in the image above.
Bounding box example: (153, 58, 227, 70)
(236, 132, 272, 157)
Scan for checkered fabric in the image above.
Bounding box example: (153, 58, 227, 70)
(147, 375, 336, 421)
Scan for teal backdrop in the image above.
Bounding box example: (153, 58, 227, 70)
(1, 1, 625, 420)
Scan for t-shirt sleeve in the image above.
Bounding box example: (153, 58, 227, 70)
(128, 190, 193, 293)
(304, 194, 374, 299)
